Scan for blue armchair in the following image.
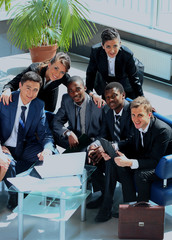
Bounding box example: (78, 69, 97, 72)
(150, 112, 172, 206)
(126, 97, 172, 206)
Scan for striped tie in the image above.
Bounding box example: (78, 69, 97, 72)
(114, 115, 121, 142)
(15, 106, 27, 158)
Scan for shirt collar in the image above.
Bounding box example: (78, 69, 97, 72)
(113, 108, 123, 117)
(139, 121, 150, 133)
(107, 56, 116, 62)
(18, 94, 31, 108)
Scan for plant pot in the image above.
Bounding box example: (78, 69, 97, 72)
(29, 44, 58, 63)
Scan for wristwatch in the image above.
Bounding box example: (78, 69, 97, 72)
(65, 130, 72, 137)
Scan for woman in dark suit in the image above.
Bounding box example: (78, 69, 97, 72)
(0, 52, 71, 112)
(86, 28, 144, 107)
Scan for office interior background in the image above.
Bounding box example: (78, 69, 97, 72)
(0, 0, 172, 239)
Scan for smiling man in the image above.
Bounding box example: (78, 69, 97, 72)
(0, 71, 57, 210)
(52, 75, 103, 150)
(87, 82, 135, 222)
(86, 28, 144, 107)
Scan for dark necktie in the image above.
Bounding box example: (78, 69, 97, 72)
(114, 115, 121, 142)
(15, 106, 27, 158)
(75, 105, 81, 136)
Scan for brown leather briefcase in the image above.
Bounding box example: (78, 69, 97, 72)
(118, 202, 165, 239)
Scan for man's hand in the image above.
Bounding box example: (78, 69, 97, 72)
(114, 151, 132, 167)
(0, 154, 11, 170)
(88, 145, 110, 165)
(68, 132, 79, 148)
(91, 94, 106, 108)
(0, 89, 12, 105)
(1, 146, 11, 155)
(37, 149, 52, 161)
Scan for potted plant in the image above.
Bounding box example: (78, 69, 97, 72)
(0, 0, 96, 62)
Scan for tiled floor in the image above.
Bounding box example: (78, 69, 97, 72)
(0, 52, 172, 240)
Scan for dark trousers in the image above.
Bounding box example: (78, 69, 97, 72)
(102, 159, 136, 210)
(134, 169, 160, 202)
(90, 160, 105, 193)
(3, 142, 43, 189)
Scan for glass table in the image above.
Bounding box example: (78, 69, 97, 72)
(8, 165, 95, 240)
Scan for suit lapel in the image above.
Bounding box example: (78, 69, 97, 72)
(108, 109, 115, 140)
(85, 96, 92, 133)
(120, 100, 129, 133)
(25, 101, 35, 135)
(10, 93, 19, 133)
(100, 49, 109, 76)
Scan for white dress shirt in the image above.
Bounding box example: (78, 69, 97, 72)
(4, 95, 30, 147)
(130, 122, 150, 169)
(108, 56, 116, 76)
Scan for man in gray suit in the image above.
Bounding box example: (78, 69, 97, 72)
(52, 76, 103, 151)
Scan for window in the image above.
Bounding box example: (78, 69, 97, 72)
(83, 0, 172, 42)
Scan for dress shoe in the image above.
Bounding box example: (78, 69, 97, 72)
(112, 212, 119, 218)
(86, 196, 103, 209)
(95, 207, 112, 222)
(7, 194, 18, 211)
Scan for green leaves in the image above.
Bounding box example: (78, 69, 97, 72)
(3, 0, 97, 50)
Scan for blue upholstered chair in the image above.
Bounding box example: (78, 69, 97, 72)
(150, 112, 172, 206)
(126, 97, 172, 206)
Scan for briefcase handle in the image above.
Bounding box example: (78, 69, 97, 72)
(132, 201, 151, 207)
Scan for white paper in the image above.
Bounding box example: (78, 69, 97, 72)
(7, 175, 81, 192)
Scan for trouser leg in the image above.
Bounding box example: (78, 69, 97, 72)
(134, 169, 159, 202)
(117, 166, 137, 202)
(90, 160, 105, 193)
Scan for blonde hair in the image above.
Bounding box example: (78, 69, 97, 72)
(130, 96, 152, 115)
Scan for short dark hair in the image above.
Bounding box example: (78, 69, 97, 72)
(130, 96, 152, 114)
(20, 71, 43, 87)
(67, 75, 85, 87)
(105, 82, 124, 94)
(101, 28, 121, 45)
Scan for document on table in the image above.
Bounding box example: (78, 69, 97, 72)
(7, 175, 82, 192)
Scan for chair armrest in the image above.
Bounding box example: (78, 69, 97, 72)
(155, 154, 172, 179)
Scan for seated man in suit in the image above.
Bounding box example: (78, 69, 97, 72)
(86, 28, 144, 107)
(52, 75, 103, 151)
(87, 82, 135, 221)
(96, 96, 172, 222)
(0, 71, 57, 210)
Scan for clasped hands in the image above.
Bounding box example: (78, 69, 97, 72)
(88, 144, 132, 167)
(88, 145, 111, 165)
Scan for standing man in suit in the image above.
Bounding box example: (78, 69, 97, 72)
(87, 82, 136, 222)
(52, 75, 103, 151)
(0, 71, 57, 210)
(86, 28, 144, 107)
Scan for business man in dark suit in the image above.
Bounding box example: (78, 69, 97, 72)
(115, 96, 172, 201)
(87, 82, 136, 221)
(86, 28, 143, 108)
(0, 71, 57, 209)
(52, 76, 103, 151)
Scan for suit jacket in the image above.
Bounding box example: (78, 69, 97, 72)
(99, 100, 134, 152)
(86, 43, 143, 98)
(0, 91, 55, 153)
(3, 63, 70, 112)
(52, 93, 103, 147)
(130, 117, 172, 170)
